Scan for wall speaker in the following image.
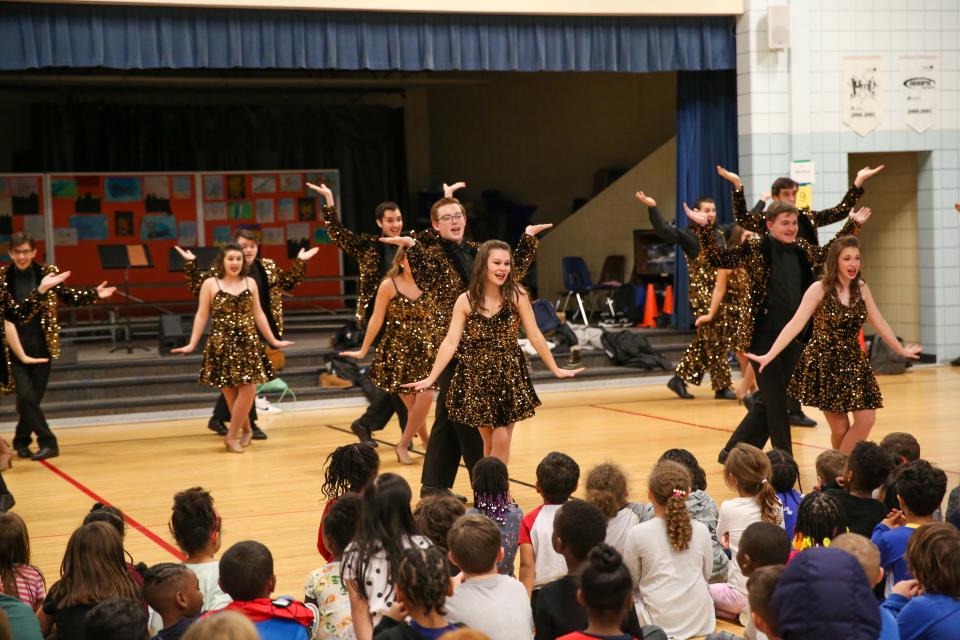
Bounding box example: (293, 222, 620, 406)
(768, 5, 791, 49)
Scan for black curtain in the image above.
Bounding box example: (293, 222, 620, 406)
(22, 101, 407, 237)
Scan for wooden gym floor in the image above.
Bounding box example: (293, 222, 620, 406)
(10, 366, 959, 636)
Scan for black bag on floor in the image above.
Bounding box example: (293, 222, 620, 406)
(601, 329, 671, 370)
(869, 334, 909, 375)
(332, 321, 364, 351)
(613, 284, 645, 323)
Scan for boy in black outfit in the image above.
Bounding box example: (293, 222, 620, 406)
(826, 441, 894, 537)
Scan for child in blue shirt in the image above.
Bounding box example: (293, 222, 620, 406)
(767, 450, 802, 539)
(871, 460, 947, 596)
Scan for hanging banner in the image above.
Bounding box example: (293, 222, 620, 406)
(841, 56, 882, 136)
(900, 54, 939, 134)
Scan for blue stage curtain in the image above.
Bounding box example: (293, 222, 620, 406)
(1, 3, 734, 72)
(673, 70, 738, 329)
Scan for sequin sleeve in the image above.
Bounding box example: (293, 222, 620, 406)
(40, 264, 99, 306)
(512, 233, 538, 281)
(322, 204, 365, 259)
(732, 187, 766, 235)
(805, 217, 861, 268)
(2, 288, 40, 326)
(406, 241, 446, 293)
(695, 222, 751, 269)
(808, 185, 864, 227)
(184, 259, 211, 297)
(275, 259, 307, 292)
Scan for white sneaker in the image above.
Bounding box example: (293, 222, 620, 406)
(256, 396, 282, 413)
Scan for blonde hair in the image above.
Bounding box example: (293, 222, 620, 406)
(831, 533, 881, 586)
(385, 246, 408, 279)
(585, 463, 629, 519)
(648, 461, 693, 551)
(182, 611, 259, 640)
(724, 444, 781, 525)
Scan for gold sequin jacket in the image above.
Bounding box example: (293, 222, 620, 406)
(185, 257, 305, 337)
(1, 263, 100, 360)
(694, 218, 861, 337)
(0, 278, 52, 393)
(732, 185, 864, 246)
(406, 232, 539, 329)
(321, 205, 435, 326)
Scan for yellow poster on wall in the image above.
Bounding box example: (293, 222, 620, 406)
(796, 184, 813, 210)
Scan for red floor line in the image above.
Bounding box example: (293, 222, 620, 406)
(38, 459, 186, 561)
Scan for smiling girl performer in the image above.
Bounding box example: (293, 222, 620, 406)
(406, 240, 582, 465)
(747, 236, 921, 453)
(173, 244, 293, 453)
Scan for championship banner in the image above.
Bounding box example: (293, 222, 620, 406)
(841, 56, 882, 136)
(900, 54, 939, 134)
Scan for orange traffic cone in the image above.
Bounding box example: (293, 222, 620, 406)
(662, 284, 674, 316)
(639, 284, 659, 328)
(858, 328, 866, 352)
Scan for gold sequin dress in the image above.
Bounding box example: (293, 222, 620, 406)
(368, 281, 438, 394)
(717, 268, 753, 353)
(675, 253, 733, 391)
(789, 291, 882, 412)
(199, 282, 273, 389)
(447, 302, 541, 428)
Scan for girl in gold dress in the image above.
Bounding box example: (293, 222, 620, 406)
(407, 240, 582, 464)
(747, 236, 922, 453)
(340, 248, 437, 465)
(695, 225, 757, 401)
(174, 244, 292, 453)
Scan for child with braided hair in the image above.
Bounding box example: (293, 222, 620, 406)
(711, 444, 783, 622)
(791, 492, 847, 555)
(373, 547, 460, 639)
(317, 444, 380, 561)
(623, 461, 715, 639)
(466, 457, 523, 576)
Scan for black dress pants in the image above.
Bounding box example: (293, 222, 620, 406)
(420, 360, 483, 490)
(357, 389, 408, 433)
(212, 393, 258, 425)
(11, 361, 56, 450)
(723, 333, 803, 456)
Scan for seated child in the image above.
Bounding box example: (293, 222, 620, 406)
(415, 495, 465, 576)
(878, 432, 921, 512)
(445, 514, 533, 640)
(814, 449, 847, 492)
(373, 547, 461, 639)
(871, 460, 947, 595)
(557, 544, 666, 640)
(826, 441, 894, 537)
(735, 523, 791, 640)
(881, 523, 960, 640)
(519, 452, 580, 597)
(467, 457, 524, 576)
(216, 541, 314, 640)
(318, 444, 380, 560)
(791, 492, 847, 554)
(770, 548, 881, 639)
(0, 512, 46, 611)
(169, 487, 232, 612)
(766, 450, 802, 539)
(585, 463, 640, 557)
(143, 564, 204, 640)
(830, 533, 899, 640)
(85, 598, 149, 640)
(533, 500, 607, 640)
(743, 565, 784, 640)
(305, 494, 362, 640)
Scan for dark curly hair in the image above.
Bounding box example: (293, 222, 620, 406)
(847, 441, 895, 493)
(536, 452, 580, 504)
(321, 443, 380, 501)
(414, 494, 465, 553)
(896, 460, 947, 517)
(585, 463, 629, 519)
(659, 449, 707, 492)
(396, 547, 450, 616)
(169, 487, 220, 556)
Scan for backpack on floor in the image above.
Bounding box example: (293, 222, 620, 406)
(869, 334, 908, 375)
(532, 299, 562, 334)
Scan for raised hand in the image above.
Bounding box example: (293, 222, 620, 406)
(306, 182, 335, 207)
(891, 579, 921, 600)
(173, 245, 196, 261)
(443, 181, 466, 198)
(901, 343, 923, 360)
(96, 281, 117, 299)
(553, 367, 584, 379)
(854, 165, 885, 188)
(849, 207, 873, 225)
(171, 344, 195, 354)
(683, 203, 710, 227)
(745, 351, 773, 373)
(403, 377, 435, 392)
(694, 314, 712, 327)
(38, 270, 70, 294)
(882, 508, 906, 529)
(634, 191, 656, 207)
(297, 246, 320, 261)
(716, 165, 742, 189)
(339, 349, 367, 360)
(380, 236, 416, 249)
(760, 192, 772, 202)
(525, 224, 553, 237)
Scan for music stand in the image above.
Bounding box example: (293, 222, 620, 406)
(98, 244, 153, 354)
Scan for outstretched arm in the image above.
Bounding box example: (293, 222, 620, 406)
(697, 269, 730, 327)
(807, 208, 870, 268)
(405, 294, 471, 390)
(248, 279, 293, 349)
(685, 203, 752, 270)
(746, 283, 826, 372)
(717, 166, 765, 235)
(861, 283, 921, 360)
(516, 292, 583, 378)
(4, 270, 72, 325)
(340, 280, 394, 359)
(172, 279, 215, 353)
(635, 191, 699, 257)
(310, 181, 364, 260)
(512, 228, 548, 282)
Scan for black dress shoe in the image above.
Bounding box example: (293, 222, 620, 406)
(718, 449, 730, 465)
(351, 420, 377, 447)
(789, 411, 817, 428)
(251, 424, 268, 440)
(714, 388, 737, 400)
(0, 493, 14, 513)
(16, 447, 32, 459)
(667, 375, 695, 400)
(30, 447, 59, 461)
(207, 419, 228, 436)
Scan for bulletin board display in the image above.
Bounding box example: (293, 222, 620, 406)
(0, 175, 49, 263)
(198, 170, 343, 310)
(48, 173, 199, 303)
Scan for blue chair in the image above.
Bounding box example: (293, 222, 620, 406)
(557, 256, 596, 324)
